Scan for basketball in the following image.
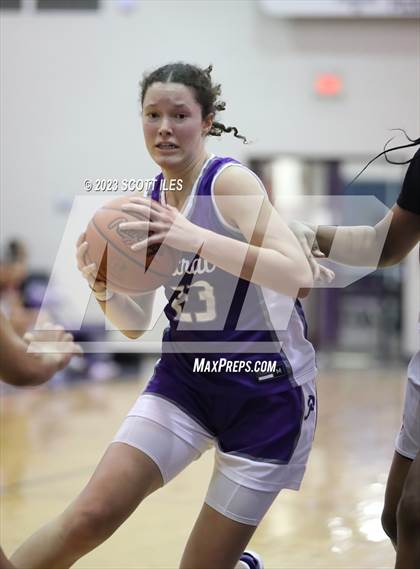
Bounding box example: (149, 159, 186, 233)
(84, 195, 178, 295)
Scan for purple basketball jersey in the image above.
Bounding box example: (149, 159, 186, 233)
(148, 155, 316, 391)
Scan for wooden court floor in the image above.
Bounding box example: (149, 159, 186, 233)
(1, 359, 406, 568)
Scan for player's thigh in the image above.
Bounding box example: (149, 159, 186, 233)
(395, 373, 420, 464)
(386, 372, 420, 518)
(383, 451, 413, 520)
(179, 503, 257, 569)
(398, 450, 420, 522)
(208, 379, 317, 524)
(386, 368, 420, 505)
(69, 396, 212, 524)
(113, 396, 213, 484)
(395, 453, 420, 568)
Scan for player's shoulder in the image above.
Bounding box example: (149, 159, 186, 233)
(213, 157, 266, 198)
(411, 147, 420, 160)
(397, 148, 420, 215)
(404, 147, 420, 179)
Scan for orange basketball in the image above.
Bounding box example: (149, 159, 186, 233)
(84, 196, 177, 295)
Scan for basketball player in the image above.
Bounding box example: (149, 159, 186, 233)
(11, 63, 320, 569)
(0, 312, 82, 568)
(291, 144, 420, 569)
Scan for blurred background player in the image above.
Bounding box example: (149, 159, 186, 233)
(0, 239, 36, 337)
(0, 311, 82, 568)
(291, 141, 420, 569)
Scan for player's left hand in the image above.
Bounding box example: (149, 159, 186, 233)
(119, 197, 205, 253)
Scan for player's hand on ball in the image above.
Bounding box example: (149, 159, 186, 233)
(119, 197, 204, 253)
(76, 232, 107, 293)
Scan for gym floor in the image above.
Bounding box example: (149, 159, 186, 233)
(1, 359, 403, 568)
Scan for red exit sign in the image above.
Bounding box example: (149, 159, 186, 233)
(314, 73, 343, 97)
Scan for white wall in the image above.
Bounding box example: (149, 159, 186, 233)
(1, 0, 419, 270)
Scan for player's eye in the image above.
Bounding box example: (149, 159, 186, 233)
(146, 112, 159, 119)
(175, 113, 186, 120)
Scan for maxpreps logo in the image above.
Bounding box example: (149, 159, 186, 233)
(193, 358, 279, 374)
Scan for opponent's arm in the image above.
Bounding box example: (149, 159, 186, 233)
(311, 205, 420, 267)
(0, 312, 82, 386)
(378, 205, 420, 266)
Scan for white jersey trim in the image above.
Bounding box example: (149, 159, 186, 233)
(210, 163, 266, 235)
(160, 154, 215, 217)
(260, 286, 317, 385)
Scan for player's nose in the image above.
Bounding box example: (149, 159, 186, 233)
(158, 116, 172, 136)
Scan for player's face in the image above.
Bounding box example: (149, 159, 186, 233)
(142, 82, 211, 170)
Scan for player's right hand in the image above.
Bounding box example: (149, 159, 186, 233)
(76, 232, 107, 293)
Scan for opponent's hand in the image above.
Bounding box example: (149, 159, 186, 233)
(23, 322, 83, 379)
(76, 232, 107, 293)
(309, 259, 335, 284)
(289, 221, 335, 284)
(289, 220, 324, 258)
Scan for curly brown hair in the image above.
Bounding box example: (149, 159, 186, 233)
(140, 62, 248, 144)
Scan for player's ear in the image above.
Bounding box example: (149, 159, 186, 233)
(202, 113, 213, 136)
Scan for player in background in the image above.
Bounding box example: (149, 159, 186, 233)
(11, 63, 321, 569)
(0, 311, 82, 568)
(291, 141, 420, 569)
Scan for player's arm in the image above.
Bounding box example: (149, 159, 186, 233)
(312, 219, 389, 266)
(0, 312, 81, 387)
(205, 166, 314, 296)
(95, 291, 156, 340)
(378, 205, 420, 266)
(311, 205, 420, 267)
(120, 180, 313, 297)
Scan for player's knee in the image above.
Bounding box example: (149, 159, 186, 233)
(397, 489, 420, 537)
(381, 507, 397, 543)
